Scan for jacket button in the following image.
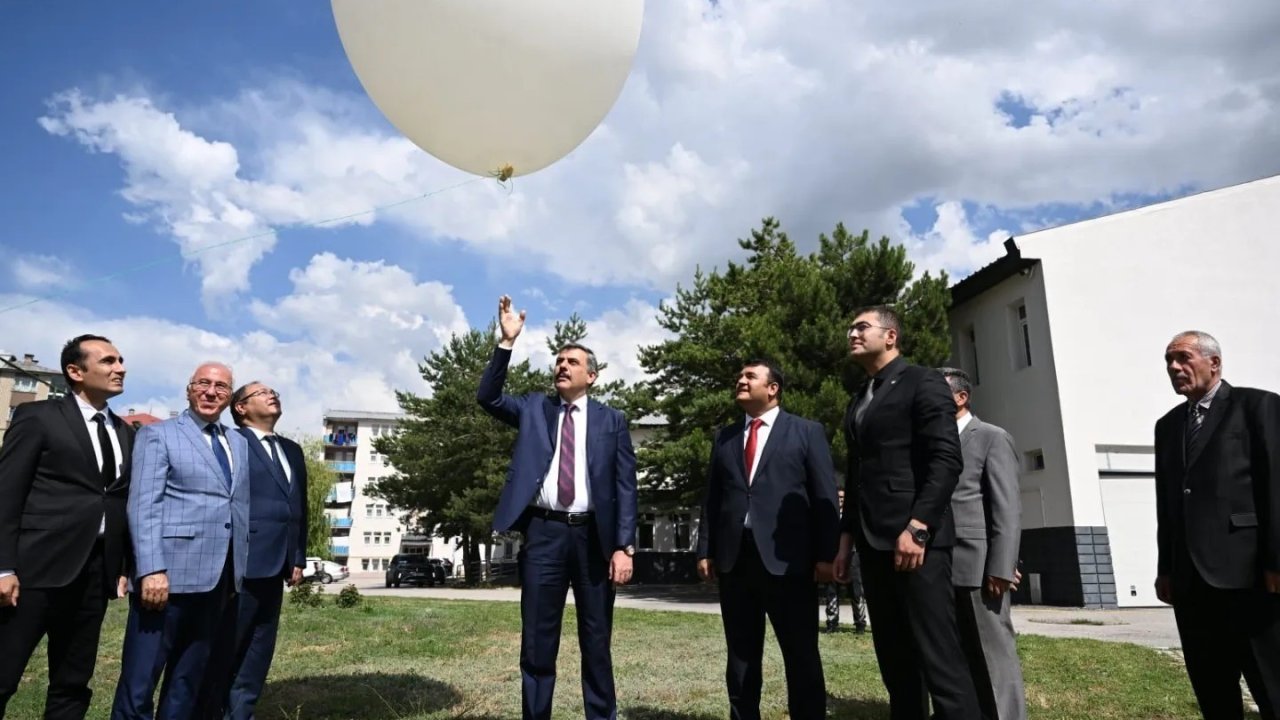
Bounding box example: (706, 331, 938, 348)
(225, 522, 232, 529)
(1183, 488, 1191, 495)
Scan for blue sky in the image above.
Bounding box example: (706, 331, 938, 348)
(2, 1, 1277, 433)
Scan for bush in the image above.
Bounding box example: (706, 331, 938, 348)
(289, 581, 325, 608)
(335, 584, 363, 609)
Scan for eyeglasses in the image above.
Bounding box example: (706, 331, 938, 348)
(847, 322, 890, 338)
(241, 388, 280, 402)
(189, 379, 233, 397)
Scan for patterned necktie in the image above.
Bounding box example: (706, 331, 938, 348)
(744, 417, 764, 483)
(1185, 403, 1205, 460)
(557, 404, 576, 508)
(207, 424, 233, 490)
(855, 377, 880, 427)
(92, 413, 116, 487)
(266, 435, 289, 484)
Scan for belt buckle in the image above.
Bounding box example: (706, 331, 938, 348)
(566, 512, 589, 526)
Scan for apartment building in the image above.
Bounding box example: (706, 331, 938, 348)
(0, 351, 66, 446)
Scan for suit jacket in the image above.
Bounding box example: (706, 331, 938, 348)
(477, 346, 638, 557)
(129, 409, 251, 594)
(696, 410, 840, 576)
(237, 428, 308, 580)
(0, 394, 134, 592)
(842, 356, 963, 551)
(1155, 381, 1280, 589)
(952, 415, 1021, 588)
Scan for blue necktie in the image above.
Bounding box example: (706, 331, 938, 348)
(206, 424, 233, 490)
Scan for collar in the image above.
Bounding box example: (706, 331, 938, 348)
(745, 405, 781, 428)
(244, 426, 275, 441)
(871, 354, 906, 382)
(560, 395, 588, 413)
(1189, 380, 1223, 412)
(957, 411, 974, 434)
(74, 394, 112, 422)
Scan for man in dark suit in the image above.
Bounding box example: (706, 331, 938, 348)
(477, 295, 638, 720)
(1154, 330, 1280, 720)
(0, 334, 132, 719)
(834, 306, 979, 720)
(696, 360, 838, 720)
(940, 367, 1026, 720)
(198, 381, 308, 719)
(112, 362, 251, 720)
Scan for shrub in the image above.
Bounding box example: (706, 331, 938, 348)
(289, 581, 326, 608)
(335, 584, 364, 609)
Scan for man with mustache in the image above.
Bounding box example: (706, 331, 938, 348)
(0, 335, 133, 719)
(113, 362, 251, 720)
(1155, 331, 1280, 719)
(198, 381, 308, 719)
(477, 295, 638, 720)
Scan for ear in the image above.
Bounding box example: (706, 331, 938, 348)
(587, 369, 598, 387)
(65, 363, 85, 384)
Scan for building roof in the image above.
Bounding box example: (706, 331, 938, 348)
(0, 352, 61, 377)
(120, 412, 164, 427)
(323, 409, 406, 422)
(949, 237, 1039, 309)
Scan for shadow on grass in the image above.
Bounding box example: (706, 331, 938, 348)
(616, 584, 720, 605)
(624, 706, 721, 720)
(829, 695, 892, 719)
(257, 672, 460, 719)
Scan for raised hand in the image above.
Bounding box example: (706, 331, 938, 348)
(498, 295, 527, 346)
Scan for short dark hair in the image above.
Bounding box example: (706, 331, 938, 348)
(742, 358, 785, 400)
(228, 381, 261, 427)
(557, 343, 599, 375)
(938, 367, 971, 397)
(852, 304, 902, 339)
(60, 334, 112, 389)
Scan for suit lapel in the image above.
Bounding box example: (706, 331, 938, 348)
(110, 411, 132, 491)
(178, 410, 227, 487)
(860, 360, 908, 428)
(241, 428, 289, 494)
(960, 415, 981, 450)
(726, 419, 748, 486)
(585, 399, 604, 489)
(228, 428, 250, 493)
(1186, 382, 1231, 471)
(751, 411, 787, 481)
(544, 396, 560, 448)
(57, 394, 101, 483)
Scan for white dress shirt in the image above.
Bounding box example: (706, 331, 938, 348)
(77, 395, 123, 535)
(957, 410, 974, 435)
(246, 426, 292, 484)
(536, 395, 592, 512)
(742, 405, 781, 528)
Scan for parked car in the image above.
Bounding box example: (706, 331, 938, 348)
(302, 557, 349, 584)
(386, 554, 449, 588)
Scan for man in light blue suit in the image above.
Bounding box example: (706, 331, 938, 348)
(112, 362, 250, 720)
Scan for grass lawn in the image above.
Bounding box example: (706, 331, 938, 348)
(9, 595, 1209, 719)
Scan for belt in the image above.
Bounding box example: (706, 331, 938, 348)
(529, 507, 594, 526)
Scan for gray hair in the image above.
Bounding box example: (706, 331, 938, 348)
(937, 367, 972, 397)
(558, 343, 599, 375)
(1172, 331, 1222, 360)
(189, 361, 234, 385)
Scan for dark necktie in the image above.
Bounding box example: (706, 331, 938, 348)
(744, 417, 764, 483)
(854, 377, 881, 427)
(557, 405, 576, 508)
(1185, 403, 1205, 460)
(266, 435, 289, 484)
(206, 424, 233, 490)
(92, 413, 116, 488)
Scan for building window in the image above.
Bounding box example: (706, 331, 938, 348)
(361, 559, 370, 571)
(1010, 301, 1032, 370)
(363, 531, 372, 545)
(1024, 449, 1045, 472)
(381, 558, 390, 570)
(671, 513, 692, 551)
(638, 513, 655, 550)
(375, 504, 384, 517)
(13, 377, 38, 392)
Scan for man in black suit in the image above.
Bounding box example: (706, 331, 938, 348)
(1155, 330, 1280, 720)
(199, 381, 308, 719)
(697, 360, 839, 720)
(834, 306, 980, 720)
(0, 334, 133, 719)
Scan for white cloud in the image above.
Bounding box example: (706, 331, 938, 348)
(509, 298, 671, 387)
(898, 202, 1011, 279)
(10, 254, 73, 291)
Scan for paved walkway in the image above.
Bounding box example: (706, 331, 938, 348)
(348, 574, 1182, 649)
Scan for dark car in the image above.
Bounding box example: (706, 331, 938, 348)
(385, 554, 448, 588)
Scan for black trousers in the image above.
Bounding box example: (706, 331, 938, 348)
(0, 540, 108, 720)
(859, 541, 980, 720)
(1173, 563, 1280, 720)
(717, 533, 826, 720)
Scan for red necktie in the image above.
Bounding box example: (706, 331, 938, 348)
(558, 405, 577, 507)
(744, 417, 764, 483)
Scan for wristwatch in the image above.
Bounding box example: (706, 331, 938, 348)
(620, 545, 636, 557)
(909, 526, 930, 546)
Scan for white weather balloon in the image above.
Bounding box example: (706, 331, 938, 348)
(331, 0, 644, 179)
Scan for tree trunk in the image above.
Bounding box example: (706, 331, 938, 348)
(461, 532, 481, 586)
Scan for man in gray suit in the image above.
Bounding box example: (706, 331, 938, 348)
(112, 362, 251, 720)
(939, 367, 1026, 720)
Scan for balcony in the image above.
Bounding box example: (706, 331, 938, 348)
(325, 482, 355, 505)
(325, 432, 357, 448)
(330, 517, 353, 528)
(331, 544, 350, 556)
(327, 460, 357, 474)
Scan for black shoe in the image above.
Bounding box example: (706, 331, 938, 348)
(854, 624, 867, 634)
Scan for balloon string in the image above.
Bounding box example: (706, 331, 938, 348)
(0, 176, 484, 316)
